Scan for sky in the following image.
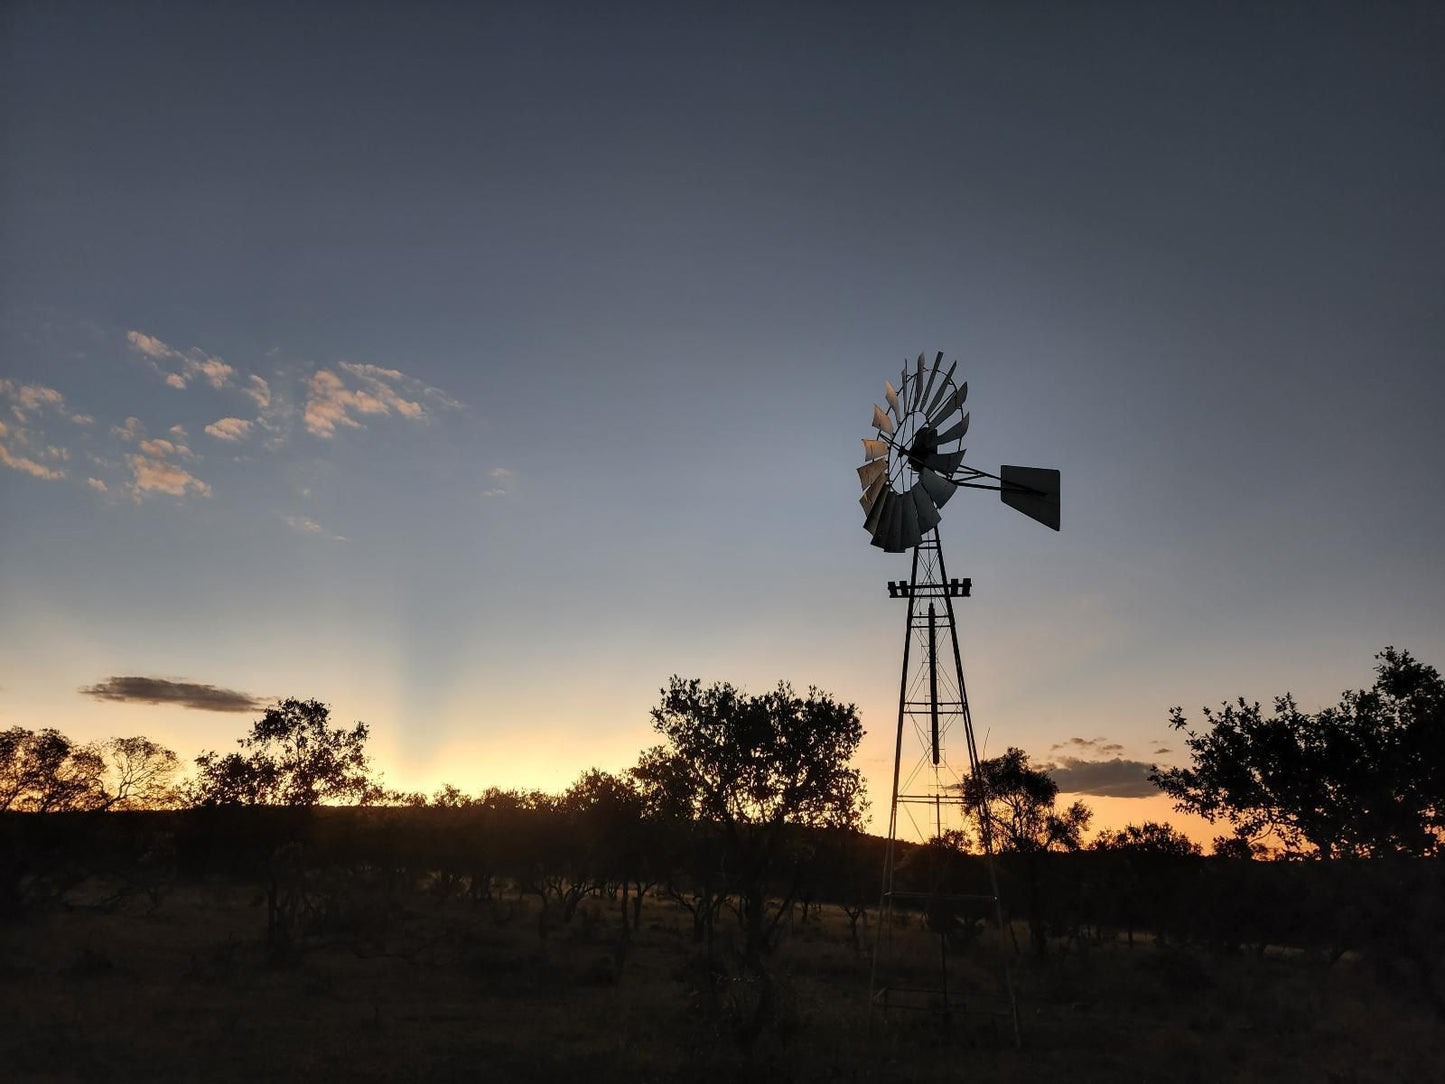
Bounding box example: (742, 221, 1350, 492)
(2, 2, 1442, 844)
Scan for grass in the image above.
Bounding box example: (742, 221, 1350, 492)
(2, 872, 1441, 1083)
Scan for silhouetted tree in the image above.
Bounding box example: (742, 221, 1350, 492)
(100, 736, 181, 810)
(0, 727, 105, 812)
(1092, 822, 1202, 858)
(1150, 647, 1444, 857)
(959, 747, 1091, 956)
(632, 677, 866, 961)
(188, 698, 376, 807)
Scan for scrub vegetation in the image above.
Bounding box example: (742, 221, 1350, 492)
(2, 651, 1441, 1081)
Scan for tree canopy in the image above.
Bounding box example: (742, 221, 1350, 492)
(960, 746, 1091, 854)
(189, 698, 376, 807)
(631, 677, 866, 831)
(1150, 647, 1444, 858)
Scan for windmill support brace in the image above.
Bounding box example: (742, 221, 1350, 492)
(869, 529, 1020, 1045)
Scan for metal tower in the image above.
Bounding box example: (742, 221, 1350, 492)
(856, 352, 1059, 1041)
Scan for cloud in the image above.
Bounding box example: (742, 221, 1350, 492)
(126, 329, 235, 390)
(71, 413, 95, 425)
(2, 380, 66, 421)
(79, 676, 264, 713)
(128, 454, 211, 498)
(125, 331, 172, 359)
(1045, 757, 1158, 798)
(138, 437, 194, 459)
(1050, 736, 1126, 757)
(303, 361, 459, 438)
(244, 375, 271, 410)
(0, 442, 66, 480)
(281, 513, 345, 541)
(125, 432, 210, 499)
(86, 477, 108, 492)
(112, 416, 145, 442)
(481, 465, 515, 498)
(204, 417, 253, 442)
(0, 380, 71, 480)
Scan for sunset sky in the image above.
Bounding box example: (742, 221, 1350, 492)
(2, 3, 1441, 844)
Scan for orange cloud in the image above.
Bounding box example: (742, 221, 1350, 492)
(127, 452, 211, 498)
(204, 417, 253, 442)
(302, 362, 451, 437)
(0, 442, 66, 480)
(0, 380, 72, 480)
(126, 329, 235, 390)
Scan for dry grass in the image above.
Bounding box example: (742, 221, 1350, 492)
(2, 874, 1440, 1083)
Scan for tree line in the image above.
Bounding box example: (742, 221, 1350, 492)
(3, 650, 1442, 1015)
(8, 646, 1439, 863)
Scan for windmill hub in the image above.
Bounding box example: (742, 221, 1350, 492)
(905, 426, 938, 472)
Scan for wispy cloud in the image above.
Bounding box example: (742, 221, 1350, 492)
(114, 417, 210, 499)
(80, 675, 264, 713)
(244, 375, 271, 410)
(0, 380, 75, 481)
(1049, 735, 1126, 757)
(303, 361, 459, 438)
(481, 466, 516, 498)
(138, 437, 194, 459)
(281, 513, 345, 542)
(204, 417, 253, 442)
(0, 441, 67, 480)
(126, 330, 235, 390)
(86, 477, 108, 492)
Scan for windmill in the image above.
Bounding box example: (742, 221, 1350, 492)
(860, 351, 1059, 1034)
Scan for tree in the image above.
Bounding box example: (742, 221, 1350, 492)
(960, 747, 1091, 855)
(958, 747, 1092, 955)
(102, 736, 181, 810)
(631, 677, 866, 960)
(1149, 648, 1444, 858)
(1092, 822, 1202, 859)
(189, 698, 376, 807)
(0, 727, 105, 812)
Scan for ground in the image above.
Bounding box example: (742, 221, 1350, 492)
(2, 876, 1440, 1083)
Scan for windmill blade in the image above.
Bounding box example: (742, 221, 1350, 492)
(859, 474, 886, 513)
(870, 491, 900, 549)
(878, 497, 901, 555)
(857, 457, 887, 491)
(910, 483, 941, 531)
(924, 360, 957, 417)
(864, 486, 891, 536)
(898, 490, 922, 550)
(861, 437, 890, 462)
(918, 467, 957, 510)
(928, 382, 968, 429)
(885, 380, 901, 423)
(922, 449, 964, 475)
(910, 353, 925, 410)
(935, 411, 970, 445)
(1000, 465, 1061, 531)
(871, 403, 895, 436)
(918, 352, 943, 418)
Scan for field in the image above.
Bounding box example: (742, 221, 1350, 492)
(4, 865, 1442, 1083)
